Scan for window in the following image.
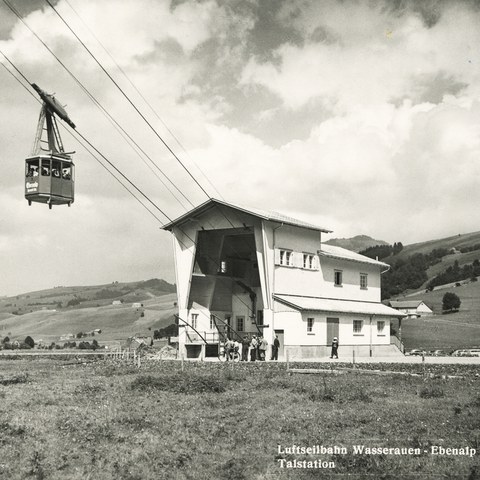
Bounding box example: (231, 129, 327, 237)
(191, 313, 198, 329)
(334, 270, 343, 286)
(303, 253, 315, 269)
(377, 321, 385, 335)
(360, 273, 368, 289)
(236, 316, 244, 332)
(41, 158, 50, 176)
(26, 159, 39, 177)
(279, 249, 294, 266)
(353, 320, 363, 334)
(256, 310, 264, 326)
(307, 317, 314, 333)
(61, 162, 72, 180)
(210, 315, 215, 330)
(51, 159, 61, 178)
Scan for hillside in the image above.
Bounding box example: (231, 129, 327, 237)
(365, 230, 480, 300)
(0, 279, 177, 344)
(324, 235, 388, 252)
(392, 231, 480, 260)
(391, 280, 480, 350)
(0, 278, 175, 315)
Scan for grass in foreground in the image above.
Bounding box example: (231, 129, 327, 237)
(0, 359, 478, 480)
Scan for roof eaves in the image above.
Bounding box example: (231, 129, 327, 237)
(318, 250, 389, 268)
(162, 198, 332, 233)
(274, 295, 406, 317)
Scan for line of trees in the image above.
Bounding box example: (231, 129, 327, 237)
(381, 248, 456, 299)
(359, 242, 404, 260)
(459, 243, 480, 254)
(426, 259, 480, 291)
(0, 335, 35, 350)
(153, 323, 177, 339)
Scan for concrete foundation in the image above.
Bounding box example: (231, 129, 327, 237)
(285, 344, 403, 360)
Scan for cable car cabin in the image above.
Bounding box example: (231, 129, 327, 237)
(25, 84, 76, 209)
(25, 154, 74, 208)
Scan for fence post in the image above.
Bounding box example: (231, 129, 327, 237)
(353, 349, 356, 368)
(286, 349, 290, 371)
(181, 352, 185, 372)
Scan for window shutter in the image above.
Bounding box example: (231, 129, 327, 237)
(314, 255, 320, 270)
(274, 249, 281, 265)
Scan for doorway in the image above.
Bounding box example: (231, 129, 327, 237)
(274, 329, 284, 359)
(326, 318, 339, 344)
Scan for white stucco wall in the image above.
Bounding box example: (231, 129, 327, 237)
(272, 225, 382, 301)
(273, 302, 391, 346)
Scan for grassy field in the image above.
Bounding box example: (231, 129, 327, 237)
(393, 281, 480, 350)
(0, 293, 177, 344)
(0, 279, 177, 345)
(0, 359, 478, 479)
(393, 231, 480, 260)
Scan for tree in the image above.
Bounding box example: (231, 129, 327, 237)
(24, 336, 35, 348)
(442, 292, 461, 312)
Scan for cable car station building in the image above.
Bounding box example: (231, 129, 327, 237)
(163, 199, 404, 360)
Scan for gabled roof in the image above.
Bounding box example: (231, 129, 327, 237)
(274, 294, 405, 317)
(162, 198, 332, 233)
(319, 244, 390, 269)
(389, 300, 428, 309)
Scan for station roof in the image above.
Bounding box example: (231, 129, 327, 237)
(162, 198, 332, 233)
(274, 294, 405, 317)
(319, 244, 390, 269)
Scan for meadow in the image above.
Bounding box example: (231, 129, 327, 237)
(395, 280, 480, 351)
(0, 358, 479, 479)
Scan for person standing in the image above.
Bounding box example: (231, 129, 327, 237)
(241, 335, 250, 362)
(330, 337, 339, 359)
(225, 338, 233, 361)
(259, 336, 268, 361)
(250, 335, 258, 361)
(271, 335, 280, 360)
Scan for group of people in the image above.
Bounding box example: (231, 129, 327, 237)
(223, 335, 339, 360)
(223, 334, 281, 361)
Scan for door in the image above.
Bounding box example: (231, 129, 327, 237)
(326, 318, 339, 344)
(274, 329, 284, 359)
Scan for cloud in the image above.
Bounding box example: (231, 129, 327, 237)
(241, 0, 480, 111)
(190, 95, 480, 243)
(1, 0, 480, 296)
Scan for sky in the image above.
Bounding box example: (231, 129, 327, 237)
(1, 0, 480, 296)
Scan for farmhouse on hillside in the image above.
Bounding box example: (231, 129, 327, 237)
(388, 300, 433, 319)
(163, 198, 405, 360)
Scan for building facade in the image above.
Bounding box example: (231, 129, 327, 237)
(388, 300, 433, 318)
(163, 199, 404, 359)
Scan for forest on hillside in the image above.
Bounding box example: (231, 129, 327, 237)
(360, 244, 480, 299)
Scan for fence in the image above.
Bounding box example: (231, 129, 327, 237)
(390, 335, 405, 353)
(104, 346, 143, 367)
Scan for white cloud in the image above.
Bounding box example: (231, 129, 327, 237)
(242, 1, 480, 111)
(190, 94, 480, 243)
(1, 0, 480, 296)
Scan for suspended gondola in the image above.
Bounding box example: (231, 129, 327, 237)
(25, 83, 76, 209)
